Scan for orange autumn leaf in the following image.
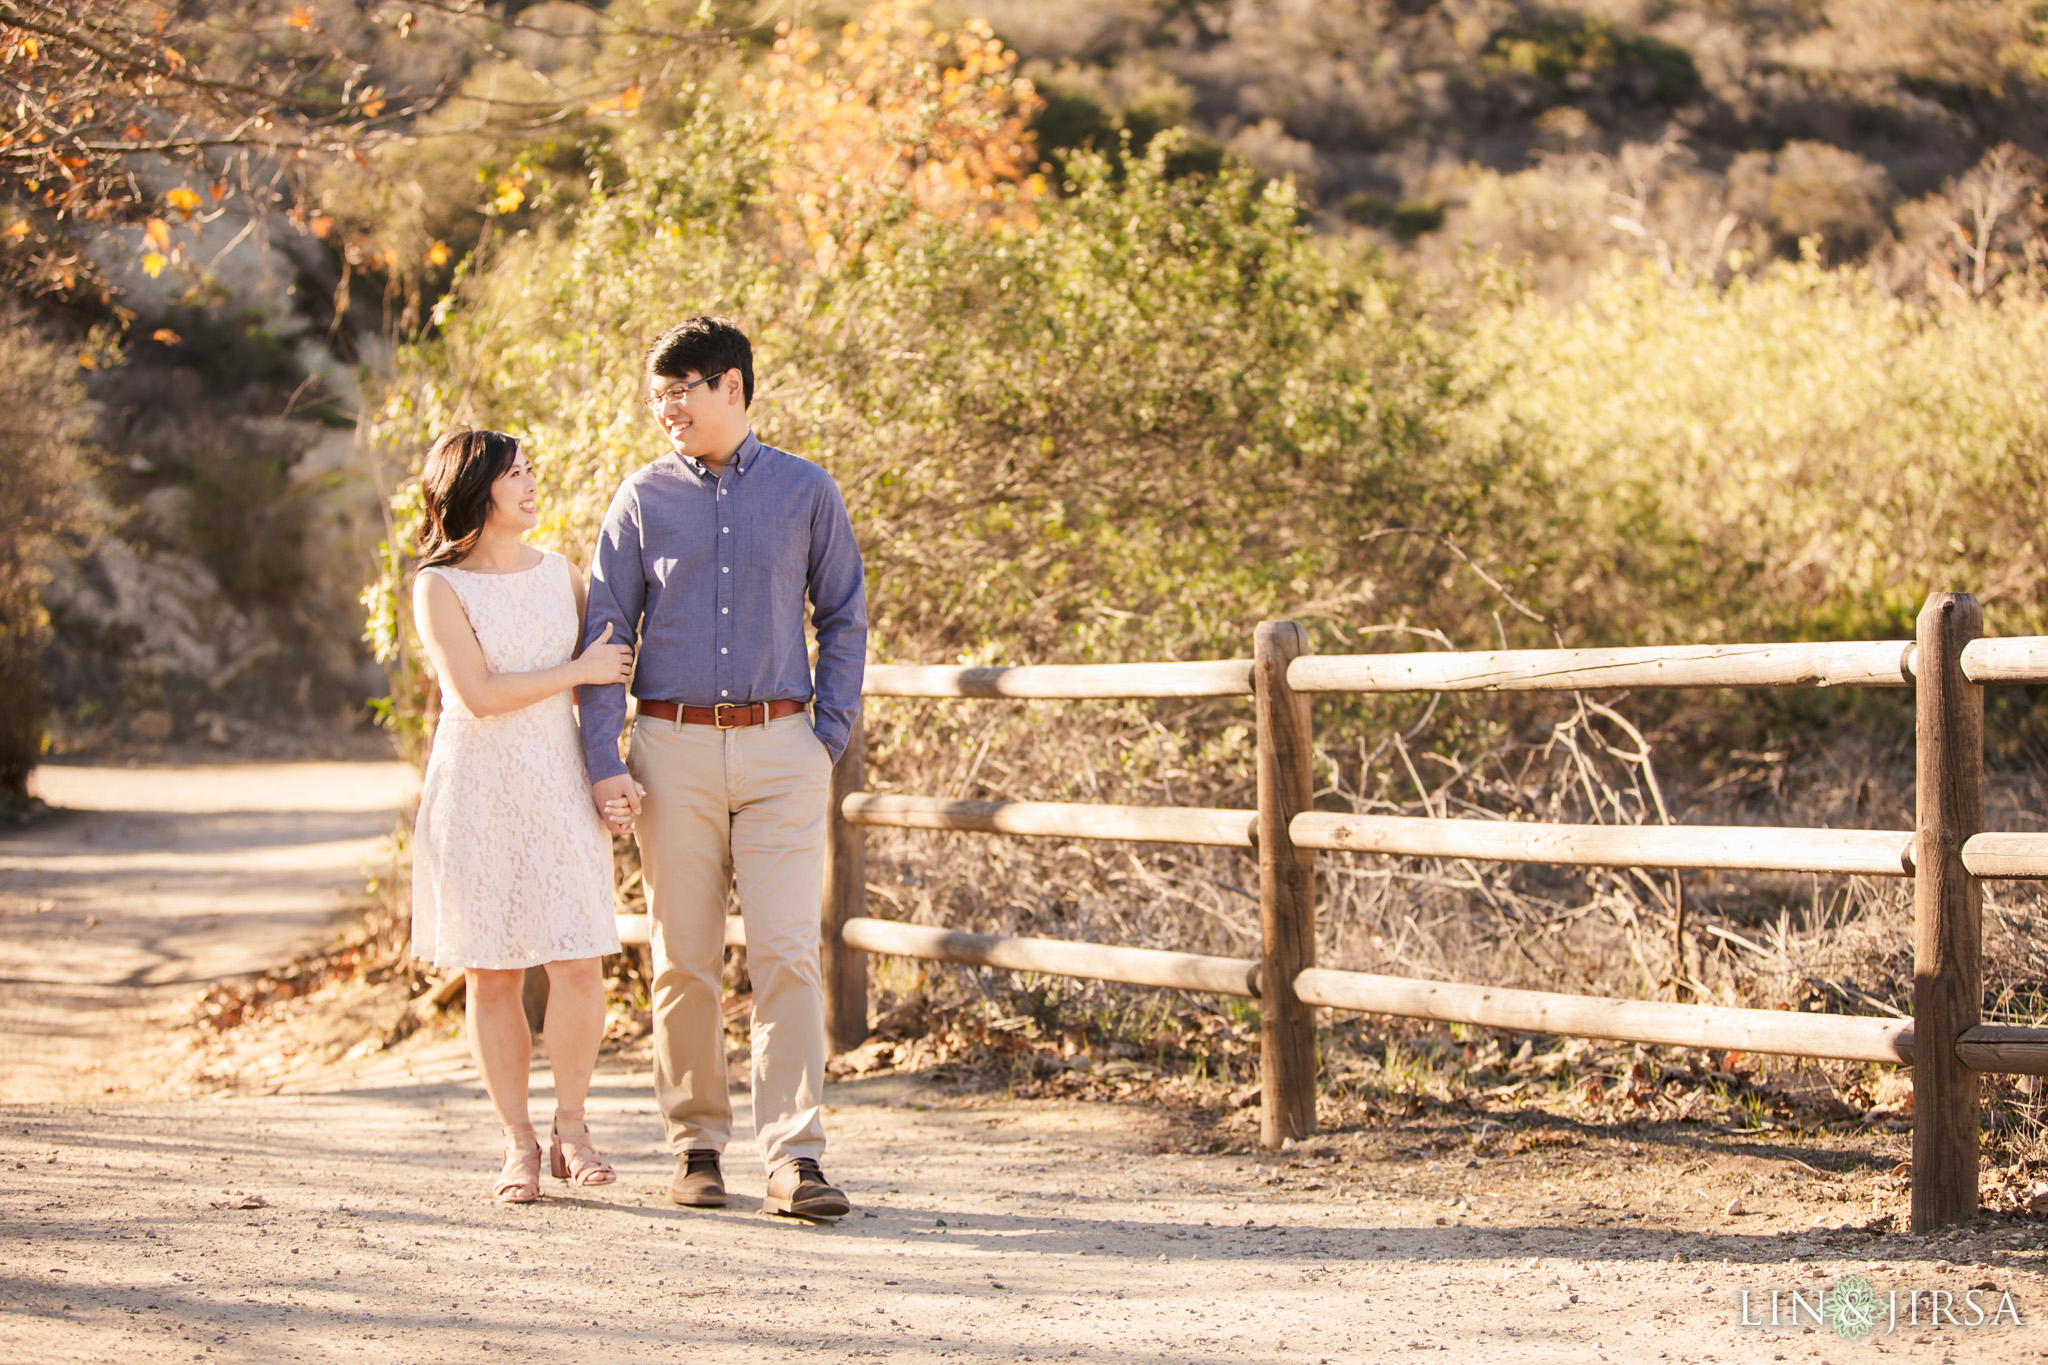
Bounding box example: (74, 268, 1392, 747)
(151, 328, 181, 345)
(208, 181, 228, 201)
(3, 220, 27, 239)
(744, 1, 1041, 273)
(586, 81, 643, 116)
(426, 240, 451, 267)
(287, 7, 315, 29)
(144, 217, 170, 250)
(123, 124, 146, 141)
(486, 179, 525, 215)
(141, 251, 167, 277)
(165, 187, 201, 217)
(308, 214, 333, 238)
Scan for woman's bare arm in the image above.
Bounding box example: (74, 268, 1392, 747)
(414, 572, 632, 719)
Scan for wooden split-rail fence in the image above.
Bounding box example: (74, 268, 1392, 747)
(617, 592, 2048, 1233)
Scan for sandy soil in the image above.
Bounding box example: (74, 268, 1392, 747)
(5, 1060, 2047, 1364)
(0, 761, 418, 1100)
(4, 761, 2046, 1362)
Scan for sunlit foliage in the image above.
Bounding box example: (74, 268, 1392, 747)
(1461, 253, 2048, 643)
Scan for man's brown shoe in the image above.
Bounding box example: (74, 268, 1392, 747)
(764, 1158, 849, 1218)
(669, 1150, 727, 1208)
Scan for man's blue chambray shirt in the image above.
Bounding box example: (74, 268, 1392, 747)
(577, 430, 867, 783)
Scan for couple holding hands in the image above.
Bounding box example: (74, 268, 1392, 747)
(407, 317, 866, 1215)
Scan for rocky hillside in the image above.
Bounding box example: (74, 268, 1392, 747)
(18, 0, 2048, 763)
(32, 182, 389, 758)
(981, 0, 2048, 293)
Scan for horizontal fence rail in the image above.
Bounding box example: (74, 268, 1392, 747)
(1960, 832, 2048, 879)
(821, 616, 2048, 1232)
(1290, 814, 1917, 876)
(844, 796, 2048, 881)
(1290, 969, 1915, 1064)
(823, 916, 2048, 1076)
(857, 634, 2048, 704)
(842, 794, 1255, 847)
(863, 661, 1253, 698)
(1956, 1025, 2048, 1075)
(840, 917, 1261, 998)
(1288, 641, 1918, 694)
(1958, 637, 2048, 684)
(1284, 637, 2048, 695)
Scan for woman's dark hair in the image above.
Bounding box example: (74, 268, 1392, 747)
(415, 429, 521, 570)
(644, 316, 754, 406)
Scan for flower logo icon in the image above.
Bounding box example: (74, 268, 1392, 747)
(1826, 1275, 1881, 1341)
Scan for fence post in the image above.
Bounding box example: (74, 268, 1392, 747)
(1912, 591, 1984, 1233)
(823, 707, 871, 1053)
(1255, 620, 1317, 1147)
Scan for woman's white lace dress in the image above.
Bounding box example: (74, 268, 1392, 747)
(411, 551, 620, 970)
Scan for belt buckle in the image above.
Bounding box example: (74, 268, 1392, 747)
(712, 702, 744, 730)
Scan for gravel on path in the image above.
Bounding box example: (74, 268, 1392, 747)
(0, 761, 417, 1101)
(3, 1059, 2043, 1365)
(4, 760, 2044, 1362)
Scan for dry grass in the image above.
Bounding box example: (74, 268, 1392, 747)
(163, 674, 2048, 1213)
(842, 681, 2048, 1194)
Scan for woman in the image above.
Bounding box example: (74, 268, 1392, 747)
(409, 429, 635, 1202)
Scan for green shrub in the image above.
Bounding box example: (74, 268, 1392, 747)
(368, 122, 1480, 679)
(365, 3, 2048, 741)
(1483, 15, 1703, 106)
(0, 303, 91, 797)
(1455, 254, 2048, 643)
(1344, 192, 1446, 240)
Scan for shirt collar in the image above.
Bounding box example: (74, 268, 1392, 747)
(681, 429, 762, 483)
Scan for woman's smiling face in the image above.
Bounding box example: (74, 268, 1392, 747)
(486, 450, 539, 532)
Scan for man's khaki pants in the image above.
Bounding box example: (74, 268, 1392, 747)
(629, 710, 831, 1171)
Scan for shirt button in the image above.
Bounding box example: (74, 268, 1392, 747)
(721, 690, 728, 698)
(722, 566, 729, 574)
(722, 526, 729, 533)
(720, 647, 728, 654)
(721, 607, 728, 614)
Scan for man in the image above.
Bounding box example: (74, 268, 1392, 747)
(580, 317, 866, 1218)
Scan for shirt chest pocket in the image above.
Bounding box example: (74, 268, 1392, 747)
(744, 514, 810, 580)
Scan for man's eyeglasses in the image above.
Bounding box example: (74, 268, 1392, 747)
(646, 371, 725, 411)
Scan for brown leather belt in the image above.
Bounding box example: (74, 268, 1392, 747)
(637, 698, 807, 729)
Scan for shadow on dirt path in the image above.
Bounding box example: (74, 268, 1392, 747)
(4, 764, 2046, 1361)
(3, 1069, 2044, 1364)
(0, 761, 417, 1101)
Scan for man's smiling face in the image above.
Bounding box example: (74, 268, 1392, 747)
(646, 368, 743, 461)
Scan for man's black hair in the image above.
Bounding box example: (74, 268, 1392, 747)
(644, 317, 754, 408)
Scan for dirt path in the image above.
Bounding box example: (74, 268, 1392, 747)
(0, 761, 417, 1101)
(4, 1062, 2046, 1364)
(4, 761, 2046, 1361)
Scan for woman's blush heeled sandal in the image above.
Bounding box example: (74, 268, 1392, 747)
(494, 1124, 542, 1203)
(550, 1112, 616, 1186)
